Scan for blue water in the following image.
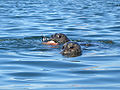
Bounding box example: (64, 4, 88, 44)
(0, 0, 120, 89)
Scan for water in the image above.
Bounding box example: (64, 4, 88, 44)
(0, 0, 120, 89)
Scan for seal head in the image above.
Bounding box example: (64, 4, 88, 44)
(61, 42, 82, 57)
(50, 33, 70, 44)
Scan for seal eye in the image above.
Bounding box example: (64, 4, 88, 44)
(59, 35, 61, 38)
(57, 35, 61, 38)
(69, 46, 74, 49)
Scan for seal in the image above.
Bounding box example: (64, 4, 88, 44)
(61, 41, 82, 57)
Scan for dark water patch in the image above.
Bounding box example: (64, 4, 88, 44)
(65, 27, 81, 31)
(115, 21, 120, 24)
(0, 37, 42, 48)
(65, 70, 120, 75)
(106, 25, 120, 31)
(47, 18, 65, 21)
(7, 72, 56, 77)
(0, 47, 10, 50)
(24, 36, 44, 40)
(82, 55, 120, 61)
(15, 52, 53, 58)
(30, 48, 54, 51)
(6, 15, 44, 19)
(94, 12, 105, 16)
(7, 61, 89, 69)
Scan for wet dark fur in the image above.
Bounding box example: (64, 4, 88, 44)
(50, 33, 70, 44)
(50, 33, 82, 57)
(61, 42, 82, 57)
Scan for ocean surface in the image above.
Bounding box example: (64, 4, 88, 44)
(0, 0, 120, 90)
